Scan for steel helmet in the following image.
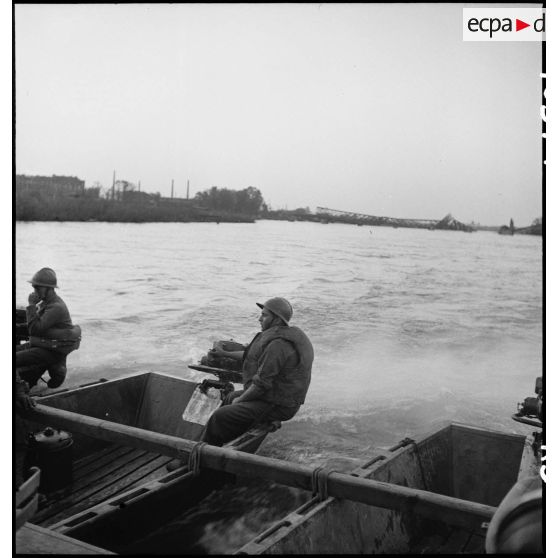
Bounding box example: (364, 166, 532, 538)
(29, 268, 58, 288)
(257, 297, 293, 325)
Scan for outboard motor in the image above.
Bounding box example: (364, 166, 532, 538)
(513, 376, 543, 428)
(190, 340, 245, 383)
(200, 340, 245, 371)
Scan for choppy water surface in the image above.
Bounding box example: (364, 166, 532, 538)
(15, 220, 542, 552)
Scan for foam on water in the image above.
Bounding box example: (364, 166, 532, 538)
(16, 220, 541, 426)
(15, 220, 542, 551)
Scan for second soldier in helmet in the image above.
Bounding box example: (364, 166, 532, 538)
(16, 268, 81, 389)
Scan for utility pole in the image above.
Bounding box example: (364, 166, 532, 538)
(111, 170, 116, 200)
(187, 179, 190, 200)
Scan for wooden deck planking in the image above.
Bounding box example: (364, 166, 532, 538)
(117, 454, 174, 490)
(39, 452, 170, 527)
(35, 447, 151, 524)
(16, 523, 115, 555)
(27, 444, 123, 514)
(73, 443, 123, 468)
(44, 454, 173, 526)
(72, 446, 139, 483)
(34, 446, 172, 527)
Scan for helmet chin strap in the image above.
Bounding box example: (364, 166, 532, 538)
(271, 315, 287, 327)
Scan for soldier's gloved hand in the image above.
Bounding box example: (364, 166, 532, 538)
(16, 392, 36, 413)
(28, 292, 41, 305)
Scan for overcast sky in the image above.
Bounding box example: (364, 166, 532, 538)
(15, 3, 543, 226)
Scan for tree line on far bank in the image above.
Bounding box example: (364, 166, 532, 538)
(16, 182, 540, 232)
(15, 186, 272, 223)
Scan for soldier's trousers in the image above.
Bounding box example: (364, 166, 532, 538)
(201, 394, 299, 447)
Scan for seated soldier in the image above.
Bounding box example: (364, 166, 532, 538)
(168, 297, 314, 470)
(16, 268, 81, 389)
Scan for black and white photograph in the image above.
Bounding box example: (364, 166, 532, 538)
(13, 3, 546, 555)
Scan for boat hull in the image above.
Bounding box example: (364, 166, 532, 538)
(19, 372, 275, 553)
(21, 374, 539, 554)
(236, 422, 535, 554)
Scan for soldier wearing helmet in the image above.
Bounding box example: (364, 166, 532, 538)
(204, 297, 313, 446)
(167, 297, 313, 467)
(16, 268, 81, 389)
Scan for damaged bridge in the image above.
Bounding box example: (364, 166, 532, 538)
(315, 207, 474, 232)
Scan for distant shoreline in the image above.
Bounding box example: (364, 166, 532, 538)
(14, 216, 255, 224)
(14, 217, 542, 235)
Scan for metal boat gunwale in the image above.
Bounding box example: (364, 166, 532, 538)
(234, 420, 538, 555)
(31, 404, 499, 524)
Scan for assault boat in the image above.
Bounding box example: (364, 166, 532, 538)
(235, 422, 542, 554)
(15, 371, 279, 554)
(15, 314, 542, 555)
(16, 376, 543, 554)
(233, 377, 543, 555)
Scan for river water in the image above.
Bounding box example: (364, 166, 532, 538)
(15, 220, 542, 551)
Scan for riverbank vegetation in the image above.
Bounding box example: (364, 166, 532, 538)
(15, 186, 267, 223)
(15, 181, 542, 234)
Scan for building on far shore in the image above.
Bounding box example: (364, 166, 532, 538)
(16, 174, 85, 198)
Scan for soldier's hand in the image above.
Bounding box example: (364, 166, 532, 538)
(28, 292, 41, 305)
(16, 393, 36, 413)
